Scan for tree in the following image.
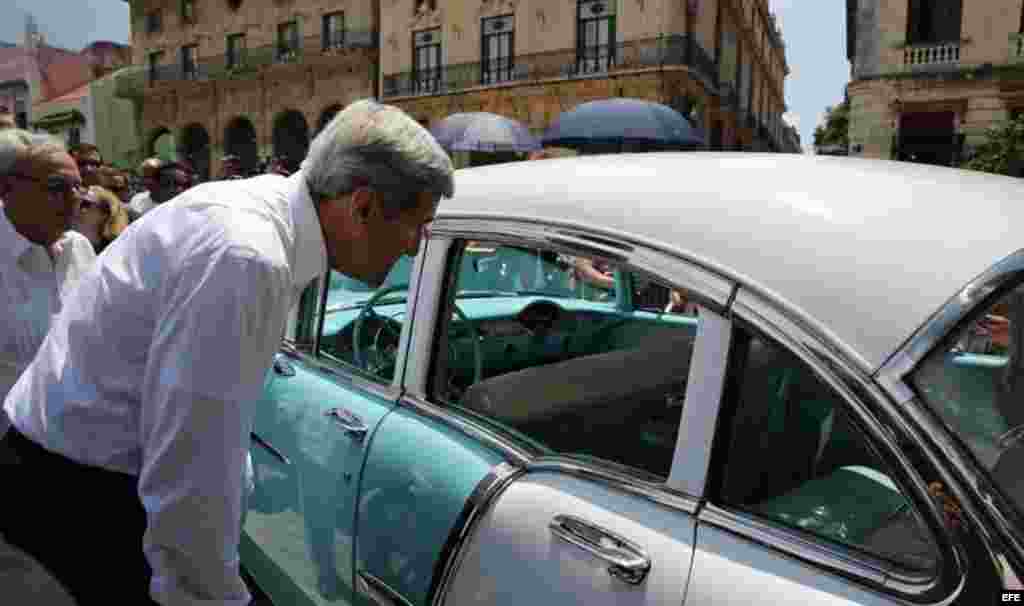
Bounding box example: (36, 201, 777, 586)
(962, 113, 1024, 176)
(813, 100, 850, 151)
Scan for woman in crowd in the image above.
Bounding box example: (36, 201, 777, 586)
(74, 185, 130, 254)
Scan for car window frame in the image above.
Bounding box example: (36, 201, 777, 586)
(400, 218, 736, 499)
(283, 245, 429, 399)
(699, 288, 965, 603)
(876, 250, 1024, 587)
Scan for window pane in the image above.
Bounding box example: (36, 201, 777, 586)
(318, 256, 415, 382)
(719, 331, 939, 572)
(911, 283, 1024, 512)
(431, 241, 700, 480)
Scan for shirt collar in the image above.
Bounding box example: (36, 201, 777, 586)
(0, 201, 37, 264)
(288, 172, 328, 289)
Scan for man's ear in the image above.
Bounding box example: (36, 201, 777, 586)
(349, 188, 375, 224)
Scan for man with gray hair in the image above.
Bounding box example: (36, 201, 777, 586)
(0, 128, 94, 606)
(1, 100, 453, 605)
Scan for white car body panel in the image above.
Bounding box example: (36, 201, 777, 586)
(688, 525, 902, 606)
(444, 154, 1024, 371)
(445, 472, 695, 606)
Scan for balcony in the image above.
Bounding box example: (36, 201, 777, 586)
(143, 31, 377, 86)
(903, 41, 961, 71)
(383, 34, 719, 99)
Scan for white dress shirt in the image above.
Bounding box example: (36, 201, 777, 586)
(4, 173, 327, 606)
(129, 190, 156, 216)
(0, 204, 96, 436)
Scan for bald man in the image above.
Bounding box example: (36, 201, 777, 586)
(128, 158, 162, 220)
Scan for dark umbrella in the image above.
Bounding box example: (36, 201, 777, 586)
(430, 112, 541, 153)
(542, 98, 704, 152)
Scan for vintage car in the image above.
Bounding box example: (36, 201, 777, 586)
(241, 153, 1024, 606)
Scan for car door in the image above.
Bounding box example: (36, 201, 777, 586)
(242, 261, 417, 606)
(687, 289, 964, 605)
(391, 232, 736, 606)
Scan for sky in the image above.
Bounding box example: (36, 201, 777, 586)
(2, 1, 845, 152)
(769, 0, 850, 152)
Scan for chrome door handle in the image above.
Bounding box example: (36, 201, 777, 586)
(550, 514, 651, 585)
(325, 407, 367, 441)
(272, 354, 295, 377)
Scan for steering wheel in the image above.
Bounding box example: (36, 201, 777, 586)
(353, 284, 410, 377)
(353, 284, 484, 385)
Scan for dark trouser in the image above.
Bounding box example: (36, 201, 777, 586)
(0, 427, 159, 605)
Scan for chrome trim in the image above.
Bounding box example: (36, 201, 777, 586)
(733, 284, 872, 374)
(550, 514, 652, 585)
(877, 248, 1024, 388)
(277, 343, 403, 403)
(431, 215, 748, 293)
(272, 353, 295, 377)
(527, 456, 701, 514)
(729, 290, 966, 601)
(700, 504, 888, 586)
(400, 394, 536, 465)
(429, 462, 523, 606)
(324, 407, 368, 441)
(249, 432, 291, 466)
(358, 570, 414, 606)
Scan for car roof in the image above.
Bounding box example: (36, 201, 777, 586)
(441, 153, 1024, 372)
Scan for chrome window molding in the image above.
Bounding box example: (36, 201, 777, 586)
(278, 343, 403, 402)
(432, 214, 750, 293)
(877, 248, 1024, 391)
(528, 456, 701, 514)
(358, 569, 415, 606)
(728, 291, 966, 602)
(400, 394, 538, 465)
(428, 462, 523, 606)
(699, 504, 959, 600)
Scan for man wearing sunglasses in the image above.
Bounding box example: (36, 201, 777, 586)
(0, 129, 95, 605)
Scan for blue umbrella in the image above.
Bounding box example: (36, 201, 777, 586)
(430, 112, 541, 153)
(542, 98, 704, 151)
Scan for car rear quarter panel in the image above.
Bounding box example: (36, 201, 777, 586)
(356, 405, 506, 606)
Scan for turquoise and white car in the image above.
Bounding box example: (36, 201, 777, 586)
(242, 153, 1024, 606)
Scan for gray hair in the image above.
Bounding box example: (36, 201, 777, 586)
(301, 99, 454, 215)
(0, 129, 66, 175)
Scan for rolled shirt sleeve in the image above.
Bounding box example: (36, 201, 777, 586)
(138, 245, 290, 605)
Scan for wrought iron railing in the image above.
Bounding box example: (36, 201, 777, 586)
(904, 41, 961, 69)
(383, 34, 719, 99)
(146, 30, 377, 85)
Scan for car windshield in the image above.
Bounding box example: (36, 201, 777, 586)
(910, 282, 1024, 516)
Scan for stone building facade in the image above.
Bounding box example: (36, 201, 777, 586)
(379, 0, 795, 157)
(117, 0, 378, 179)
(117, 0, 795, 178)
(846, 0, 1024, 166)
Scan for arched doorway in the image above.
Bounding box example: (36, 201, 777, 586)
(316, 104, 343, 136)
(273, 110, 310, 173)
(224, 116, 259, 175)
(149, 127, 177, 162)
(180, 123, 211, 182)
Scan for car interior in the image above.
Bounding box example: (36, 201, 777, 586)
(429, 242, 700, 480)
(720, 332, 940, 573)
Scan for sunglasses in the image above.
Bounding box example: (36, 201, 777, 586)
(80, 199, 110, 213)
(11, 173, 86, 197)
